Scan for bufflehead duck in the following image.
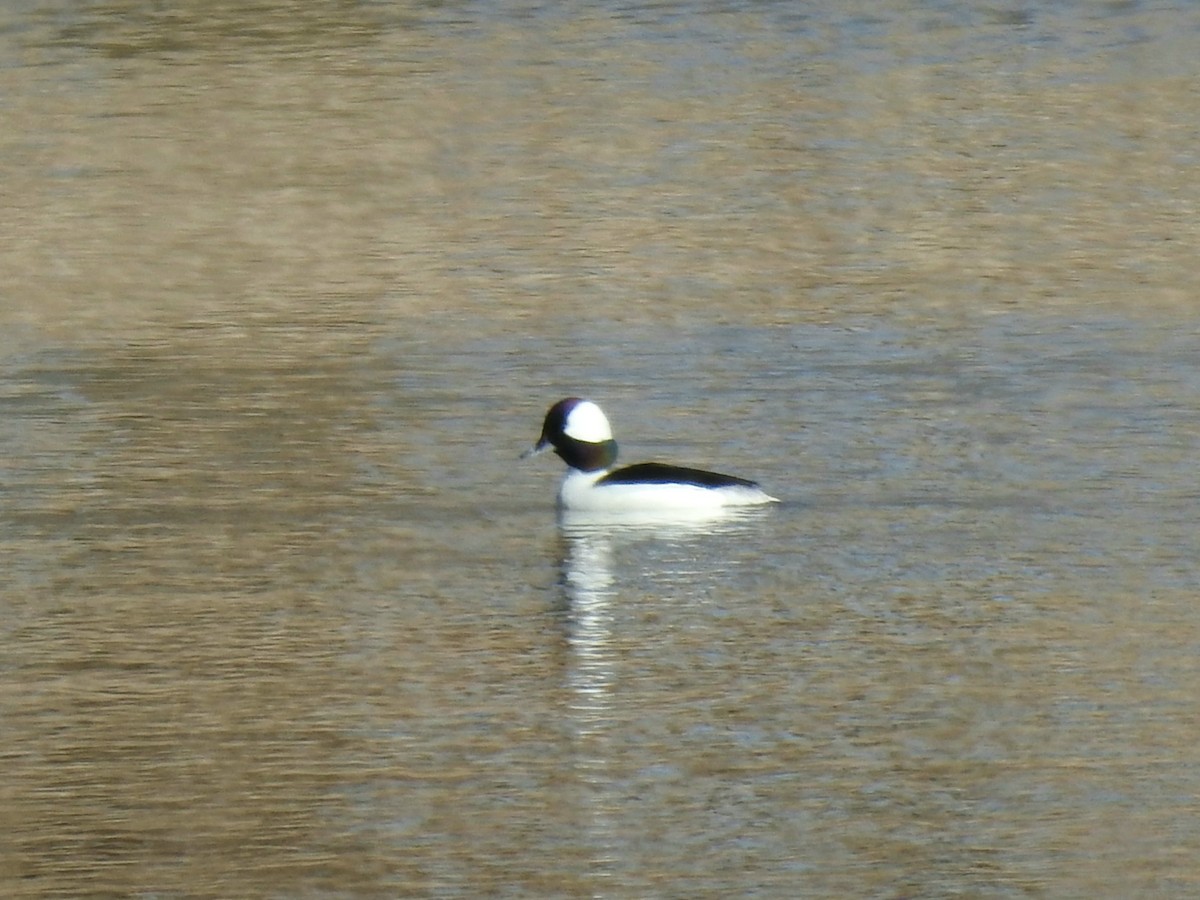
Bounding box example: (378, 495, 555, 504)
(522, 397, 778, 512)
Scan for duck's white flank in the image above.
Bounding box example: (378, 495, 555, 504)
(558, 468, 775, 512)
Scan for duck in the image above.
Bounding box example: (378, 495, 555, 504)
(522, 397, 778, 512)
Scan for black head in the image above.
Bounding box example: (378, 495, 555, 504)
(523, 397, 619, 473)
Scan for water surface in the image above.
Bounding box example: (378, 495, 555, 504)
(2, 1, 1199, 897)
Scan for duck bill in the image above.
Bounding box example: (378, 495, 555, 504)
(520, 439, 550, 460)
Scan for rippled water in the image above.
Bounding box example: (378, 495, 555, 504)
(3, 1, 1200, 897)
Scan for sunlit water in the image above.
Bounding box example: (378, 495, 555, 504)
(3, 1, 1200, 897)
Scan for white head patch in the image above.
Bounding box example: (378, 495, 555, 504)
(564, 400, 613, 443)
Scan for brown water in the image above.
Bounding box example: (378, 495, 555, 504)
(3, 2, 1200, 897)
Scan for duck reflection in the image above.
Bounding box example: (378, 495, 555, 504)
(557, 507, 770, 726)
(553, 507, 773, 888)
(557, 518, 619, 737)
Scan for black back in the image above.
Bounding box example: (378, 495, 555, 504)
(597, 462, 761, 490)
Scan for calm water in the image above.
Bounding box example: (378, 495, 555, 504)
(3, 1, 1200, 897)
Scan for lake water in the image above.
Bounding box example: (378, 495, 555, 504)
(2, 1, 1199, 897)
